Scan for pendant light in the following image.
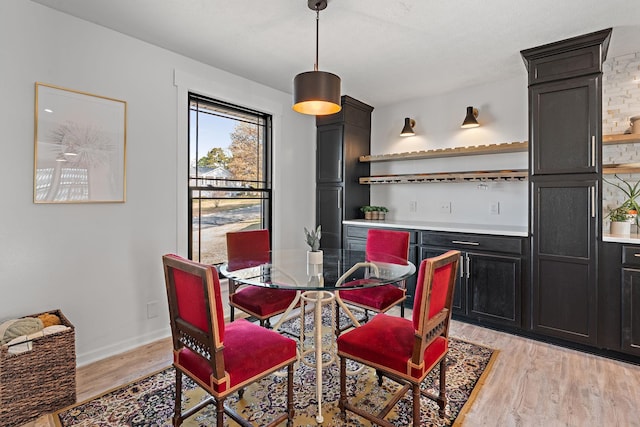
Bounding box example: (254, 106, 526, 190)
(292, 0, 341, 116)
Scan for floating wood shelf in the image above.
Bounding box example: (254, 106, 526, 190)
(603, 162, 640, 175)
(360, 134, 638, 164)
(359, 141, 528, 162)
(358, 135, 639, 184)
(360, 169, 528, 184)
(603, 134, 640, 145)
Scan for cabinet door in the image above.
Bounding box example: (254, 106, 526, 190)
(622, 268, 640, 356)
(467, 252, 521, 328)
(531, 178, 598, 345)
(316, 185, 342, 249)
(530, 75, 600, 175)
(421, 246, 465, 316)
(317, 124, 343, 184)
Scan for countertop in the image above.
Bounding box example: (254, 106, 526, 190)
(343, 219, 529, 237)
(603, 232, 640, 244)
(344, 220, 640, 244)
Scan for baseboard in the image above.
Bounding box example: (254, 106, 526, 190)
(76, 327, 171, 367)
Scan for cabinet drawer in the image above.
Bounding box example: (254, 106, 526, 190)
(345, 225, 369, 240)
(345, 225, 417, 243)
(420, 231, 523, 255)
(622, 245, 640, 267)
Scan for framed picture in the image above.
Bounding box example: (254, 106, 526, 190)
(34, 82, 127, 203)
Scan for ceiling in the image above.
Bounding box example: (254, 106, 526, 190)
(32, 0, 640, 107)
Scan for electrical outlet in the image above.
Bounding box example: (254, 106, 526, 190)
(490, 201, 500, 215)
(147, 301, 159, 319)
(409, 200, 417, 212)
(439, 201, 451, 214)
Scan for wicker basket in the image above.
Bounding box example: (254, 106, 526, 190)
(0, 309, 76, 427)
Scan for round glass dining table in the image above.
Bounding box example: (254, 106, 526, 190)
(220, 248, 415, 423)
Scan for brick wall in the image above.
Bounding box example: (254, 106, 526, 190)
(602, 51, 640, 221)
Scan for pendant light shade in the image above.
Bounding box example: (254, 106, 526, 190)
(293, 71, 341, 115)
(292, 0, 342, 116)
(461, 106, 480, 128)
(400, 117, 416, 136)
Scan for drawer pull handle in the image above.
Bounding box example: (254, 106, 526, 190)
(451, 240, 480, 246)
(634, 254, 640, 258)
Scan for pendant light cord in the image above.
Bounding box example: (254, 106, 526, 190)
(314, 4, 320, 72)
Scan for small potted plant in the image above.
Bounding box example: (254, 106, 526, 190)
(377, 206, 389, 220)
(360, 205, 374, 220)
(609, 206, 631, 235)
(604, 174, 640, 226)
(304, 225, 323, 264)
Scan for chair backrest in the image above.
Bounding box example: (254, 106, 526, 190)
(365, 229, 410, 265)
(410, 250, 460, 362)
(226, 229, 270, 271)
(162, 254, 226, 376)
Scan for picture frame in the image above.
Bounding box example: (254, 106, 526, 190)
(34, 82, 127, 203)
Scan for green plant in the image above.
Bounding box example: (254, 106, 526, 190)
(304, 225, 322, 251)
(604, 174, 640, 213)
(609, 206, 629, 222)
(360, 205, 374, 213)
(377, 206, 389, 213)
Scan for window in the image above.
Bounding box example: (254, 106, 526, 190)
(188, 93, 272, 264)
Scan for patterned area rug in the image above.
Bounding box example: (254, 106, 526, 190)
(55, 310, 497, 426)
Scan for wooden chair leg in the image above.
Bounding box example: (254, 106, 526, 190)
(216, 397, 225, 426)
(238, 388, 245, 399)
(287, 363, 295, 427)
(438, 357, 447, 417)
(230, 305, 235, 322)
(376, 369, 383, 386)
(412, 383, 421, 426)
(339, 357, 347, 416)
(400, 303, 405, 318)
(174, 368, 182, 427)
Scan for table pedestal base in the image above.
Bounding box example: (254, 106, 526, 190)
(299, 290, 336, 423)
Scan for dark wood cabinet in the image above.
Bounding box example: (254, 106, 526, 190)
(420, 231, 525, 329)
(531, 177, 599, 344)
(530, 75, 600, 175)
(621, 245, 640, 356)
(522, 29, 611, 347)
(316, 96, 373, 249)
(343, 225, 418, 308)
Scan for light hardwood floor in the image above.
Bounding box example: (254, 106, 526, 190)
(26, 303, 640, 427)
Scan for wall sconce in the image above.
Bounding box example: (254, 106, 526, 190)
(400, 117, 416, 136)
(461, 106, 479, 128)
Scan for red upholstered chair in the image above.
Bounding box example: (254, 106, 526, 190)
(162, 254, 297, 427)
(336, 229, 410, 335)
(226, 229, 298, 328)
(337, 250, 460, 426)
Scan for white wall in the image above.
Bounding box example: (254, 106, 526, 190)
(0, 0, 315, 365)
(370, 76, 529, 226)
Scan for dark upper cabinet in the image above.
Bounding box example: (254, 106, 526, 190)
(522, 28, 610, 176)
(520, 29, 611, 85)
(316, 96, 373, 249)
(317, 124, 343, 184)
(530, 75, 600, 175)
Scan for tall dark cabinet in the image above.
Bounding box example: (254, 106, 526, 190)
(316, 96, 373, 249)
(521, 29, 611, 346)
